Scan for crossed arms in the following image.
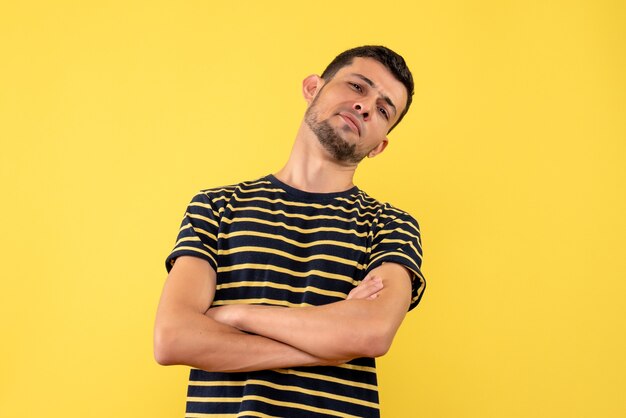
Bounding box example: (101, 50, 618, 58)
(153, 255, 412, 373)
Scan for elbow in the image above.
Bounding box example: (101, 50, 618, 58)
(153, 325, 180, 366)
(362, 335, 393, 358)
(353, 323, 396, 358)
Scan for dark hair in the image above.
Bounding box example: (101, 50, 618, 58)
(321, 45, 414, 132)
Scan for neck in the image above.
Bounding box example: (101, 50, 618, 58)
(274, 122, 358, 194)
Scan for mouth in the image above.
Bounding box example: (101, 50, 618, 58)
(339, 112, 361, 136)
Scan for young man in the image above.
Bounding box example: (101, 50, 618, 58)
(154, 45, 426, 417)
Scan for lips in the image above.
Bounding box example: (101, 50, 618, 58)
(339, 112, 361, 136)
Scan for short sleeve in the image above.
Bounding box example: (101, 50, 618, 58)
(165, 191, 221, 273)
(366, 207, 426, 310)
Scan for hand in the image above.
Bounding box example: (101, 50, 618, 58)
(347, 274, 383, 300)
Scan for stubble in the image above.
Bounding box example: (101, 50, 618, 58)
(304, 103, 366, 165)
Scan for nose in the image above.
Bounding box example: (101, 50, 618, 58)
(353, 103, 370, 120)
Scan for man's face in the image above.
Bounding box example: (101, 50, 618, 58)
(304, 57, 408, 164)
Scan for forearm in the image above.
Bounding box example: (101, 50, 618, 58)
(155, 256, 345, 372)
(208, 263, 412, 360)
(224, 300, 391, 360)
(154, 308, 345, 373)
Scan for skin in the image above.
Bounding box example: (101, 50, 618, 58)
(155, 256, 359, 372)
(275, 57, 408, 193)
(206, 263, 412, 360)
(154, 57, 413, 371)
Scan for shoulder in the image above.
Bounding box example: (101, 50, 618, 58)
(354, 189, 421, 232)
(193, 176, 273, 205)
(382, 202, 421, 231)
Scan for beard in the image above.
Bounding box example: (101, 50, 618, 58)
(304, 101, 367, 164)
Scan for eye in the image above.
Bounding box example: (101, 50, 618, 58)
(350, 82, 363, 92)
(378, 107, 389, 120)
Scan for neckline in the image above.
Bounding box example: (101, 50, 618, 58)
(266, 174, 359, 202)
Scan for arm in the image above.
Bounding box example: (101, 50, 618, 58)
(207, 262, 412, 360)
(153, 256, 348, 372)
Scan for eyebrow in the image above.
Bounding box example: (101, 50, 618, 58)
(351, 73, 397, 117)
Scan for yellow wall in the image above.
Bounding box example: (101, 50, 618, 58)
(1, 1, 624, 417)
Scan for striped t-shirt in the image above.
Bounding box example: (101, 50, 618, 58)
(166, 175, 426, 418)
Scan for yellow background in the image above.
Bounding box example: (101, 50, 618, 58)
(1, 1, 624, 417)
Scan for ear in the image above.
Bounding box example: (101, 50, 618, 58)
(302, 74, 323, 104)
(367, 138, 389, 159)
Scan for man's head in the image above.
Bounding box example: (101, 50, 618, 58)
(302, 46, 413, 165)
(320, 45, 414, 132)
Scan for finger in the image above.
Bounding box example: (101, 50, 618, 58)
(359, 275, 379, 287)
(348, 278, 383, 300)
(348, 276, 381, 297)
(360, 274, 374, 284)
